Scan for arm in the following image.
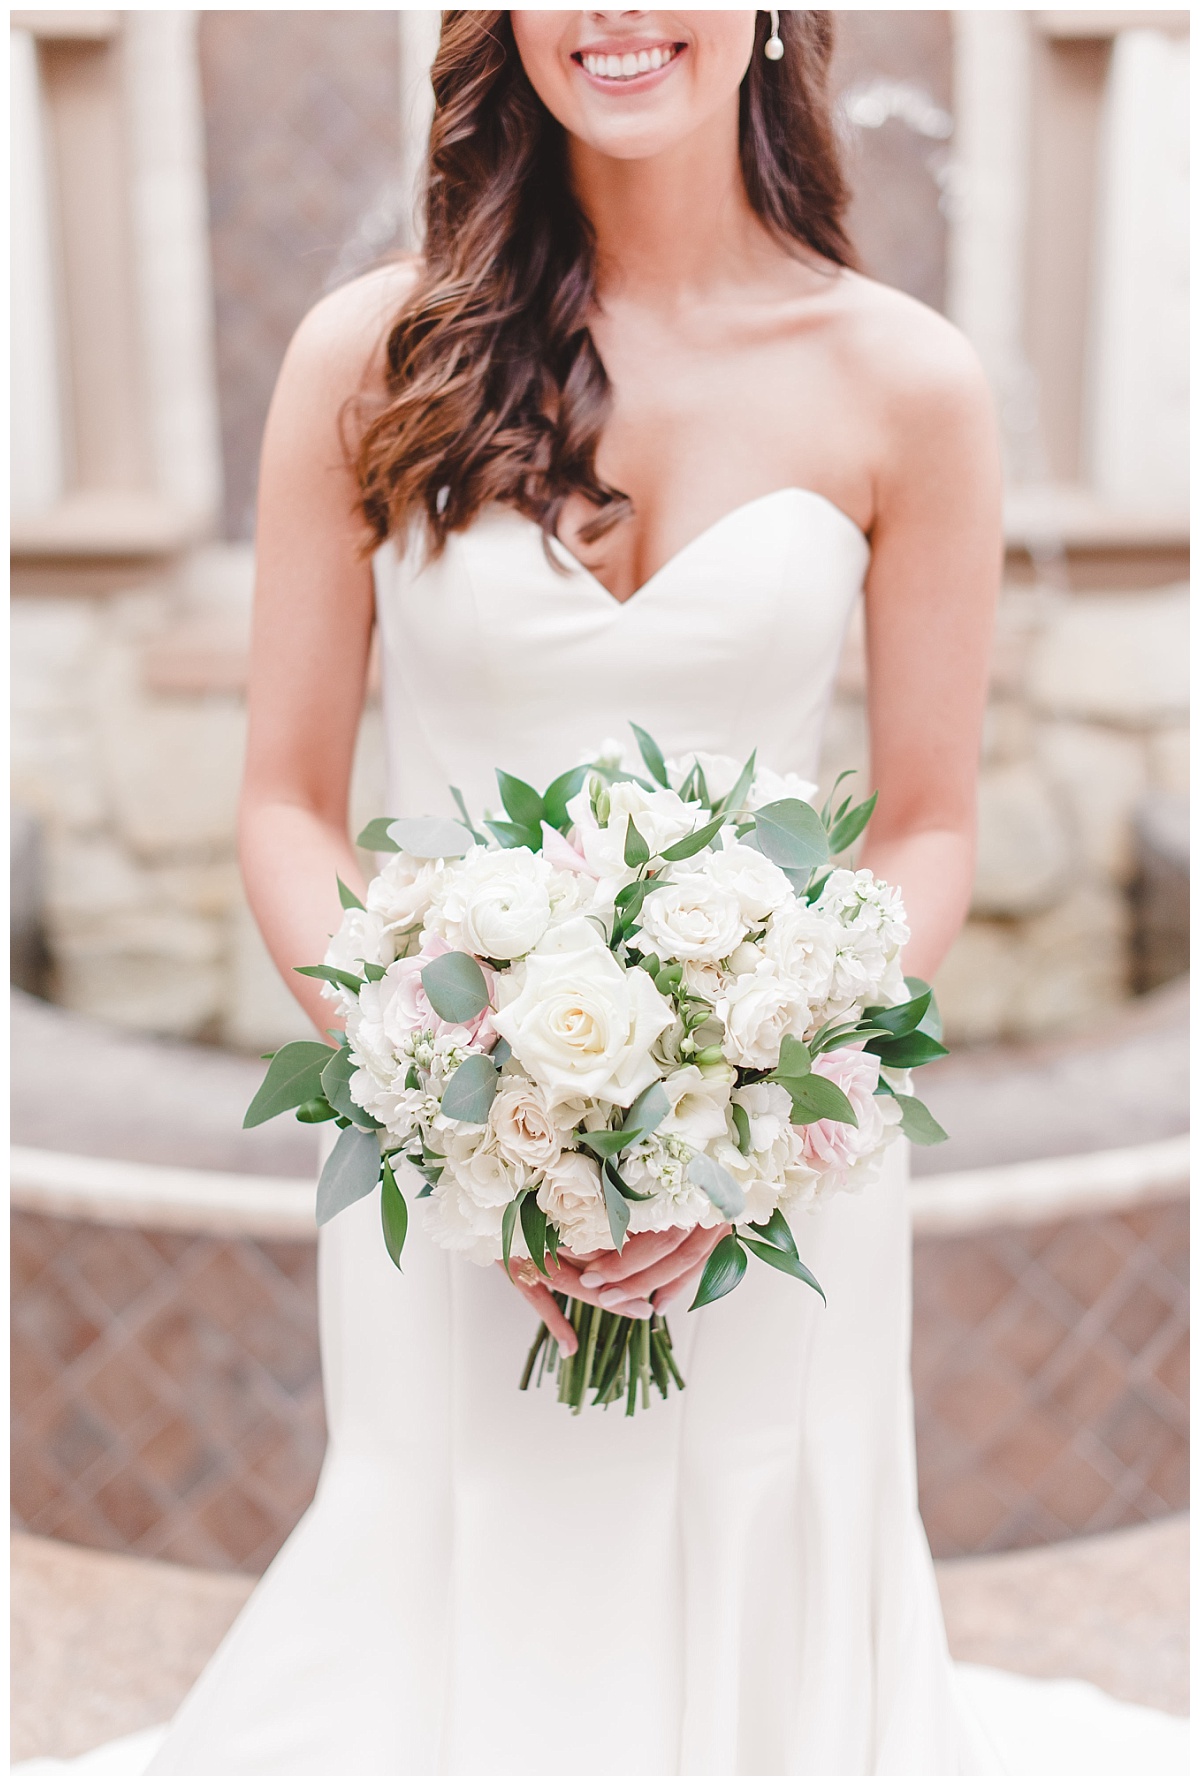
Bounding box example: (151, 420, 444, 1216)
(858, 330, 1003, 980)
(238, 269, 409, 1038)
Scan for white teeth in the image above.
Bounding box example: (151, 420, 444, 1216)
(580, 44, 676, 81)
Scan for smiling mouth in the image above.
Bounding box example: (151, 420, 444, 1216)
(572, 43, 685, 84)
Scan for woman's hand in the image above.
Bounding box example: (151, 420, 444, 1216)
(501, 1225, 729, 1356)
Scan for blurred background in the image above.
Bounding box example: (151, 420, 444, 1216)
(10, 8, 1189, 1764)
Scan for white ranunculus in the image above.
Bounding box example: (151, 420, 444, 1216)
(638, 873, 745, 964)
(715, 960, 814, 1070)
(761, 904, 838, 1003)
(492, 919, 673, 1106)
(423, 844, 559, 961)
(704, 840, 795, 923)
(367, 850, 445, 938)
(566, 779, 702, 881)
(659, 1064, 734, 1150)
(748, 767, 818, 809)
(536, 1151, 611, 1254)
(489, 1075, 562, 1173)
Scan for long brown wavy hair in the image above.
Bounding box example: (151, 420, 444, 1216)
(355, 10, 855, 555)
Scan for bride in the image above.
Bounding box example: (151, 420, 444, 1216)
(106, 8, 1179, 1777)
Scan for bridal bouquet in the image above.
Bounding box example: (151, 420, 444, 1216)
(246, 728, 948, 1415)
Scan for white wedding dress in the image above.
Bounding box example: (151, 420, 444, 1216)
(23, 493, 1187, 1776)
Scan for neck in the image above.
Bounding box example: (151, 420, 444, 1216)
(567, 104, 765, 304)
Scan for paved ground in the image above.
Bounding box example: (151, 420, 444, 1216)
(11, 977, 1189, 1180)
(11, 1518, 1188, 1763)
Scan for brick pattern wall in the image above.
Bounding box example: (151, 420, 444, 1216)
(11, 1200, 1188, 1571)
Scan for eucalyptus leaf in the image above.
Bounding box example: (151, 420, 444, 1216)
(739, 1233, 825, 1302)
(295, 963, 364, 996)
(356, 816, 400, 852)
(625, 1080, 671, 1141)
(244, 1040, 336, 1129)
(387, 815, 474, 859)
(337, 877, 365, 911)
(660, 814, 726, 861)
(602, 1165, 631, 1251)
(440, 1052, 499, 1123)
(492, 1037, 513, 1068)
(320, 1046, 378, 1129)
(630, 722, 669, 787)
(295, 1096, 336, 1124)
(380, 1155, 408, 1269)
(893, 1093, 949, 1145)
(687, 1150, 746, 1219)
(421, 951, 490, 1023)
(754, 799, 830, 872)
(315, 1124, 381, 1226)
(689, 1234, 747, 1310)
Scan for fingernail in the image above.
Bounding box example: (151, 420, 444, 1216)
(579, 1273, 601, 1289)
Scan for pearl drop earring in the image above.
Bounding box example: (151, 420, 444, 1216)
(764, 9, 784, 60)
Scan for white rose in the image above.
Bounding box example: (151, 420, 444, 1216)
(423, 844, 558, 961)
(715, 960, 814, 1070)
(367, 850, 445, 938)
(659, 1064, 734, 1150)
(441, 1129, 525, 1205)
(536, 1151, 611, 1254)
(489, 1075, 562, 1173)
(638, 873, 745, 964)
(748, 767, 819, 808)
(761, 904, 837, 1003)
(680, 959, 731, 1003)
(704, 840, 794, 923)
(566, 780, 702, 881)
(492, 919, 673, 1106)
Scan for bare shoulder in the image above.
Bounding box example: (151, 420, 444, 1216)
(829, 270, 993, 431)
(276, 257, 422, 414)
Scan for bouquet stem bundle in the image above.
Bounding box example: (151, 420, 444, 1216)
(520, 1298, 685, 1415)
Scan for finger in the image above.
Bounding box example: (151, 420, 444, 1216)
(596, 1288, 655, 1318)
(509, 1272, 577, 1354)
(651, 1260, 705, 1313)
(578, 1227, 687, 1289)
(601, 1224, 726, 1300)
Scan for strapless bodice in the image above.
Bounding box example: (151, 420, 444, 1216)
(372, 488, 869, 817)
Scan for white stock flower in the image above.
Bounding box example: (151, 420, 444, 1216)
(423, 844, 562, 961)
(488, 1075, 562, 1173)
(703, 840, 794, 923)
(367, 851, 444, 938)
(622, 1134, 722, 1235)
(492, 919, 673, 1106)
(536, 1151, 611, 1254)
(715, 960, 814, 1071)
(638, 874, 745, 964)
(813, 868, 910, 1011)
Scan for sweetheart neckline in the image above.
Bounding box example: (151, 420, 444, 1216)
(541, 486, 870, 609)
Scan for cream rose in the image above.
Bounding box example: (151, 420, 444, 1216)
(492, 919, 673, 1105)
(704, 840, 794, 924)
(536, 1151, 611, 1254)
(761, 904, 837, 1003)
(488, 1076, 562, 1173)
(638, 874, 746, 964)
(367, 850, 445, 937)
(715, 960, 814, 1071)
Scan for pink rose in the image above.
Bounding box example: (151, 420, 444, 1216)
(796, 1046, 888, 1187)
(382, 933, 498, 1052)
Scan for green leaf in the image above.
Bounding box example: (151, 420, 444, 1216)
(492, 1037, 512, 1068)
(362, 961, 387, 982)
(603, 1156, 654, 1201)
(739, 1234, 825, 1302)
(778, 1072, 859, 1127)
(660, 814, 726, 862)
(630, 723, 669, 787)
(295, 963, 364, 996)
(449, 786, 487, 846)
(356, 816, 400, 852)
(520, 1193, 549, 1274)
(867, 1031, 949, 1067)
(244, 1040, 336, 1128)
(296, 1096, 337, 1124)
(828, 791, 877, 855)
(380, 1155, 408, 1268)
(625, 1080, 671, 1142)
(387, 815, 474, 859)
(865, 987, 933, 1038)
(623, 816, 650, 867)
(579, 1125, 643, 1160)
(747, 1206, 798, 1255)
(820, 769, 856, 829)
(545, 1221, 560, 1266)
(495, 769, 544, 832)
(775, 1033, 812, 1078)
(754, 799, 830, 872)
(542, 765, 588, 832)
(315, 1124, 381, 1226)
(337, 877, 365, 911)
(501, 1192, 525, 1279)
(320, 1046, 378, 1128)
(904, 975, 944, 1041)
(440, 1052, 499, 1123)
(893, 1093, 949, 1145)
(731, 1102, 752, 1155)
(602, 1164, 631, 1251)
(485, 817, 540, 851)
(421, 950, 490, 1023)
(689, 1234, 747, 1310)
(686, 1151, 746, 1219)
(801, 867, 834, 905)
(713, 749, 756, 820)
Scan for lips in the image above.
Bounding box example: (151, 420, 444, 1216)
(572, 42, 684, 85)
